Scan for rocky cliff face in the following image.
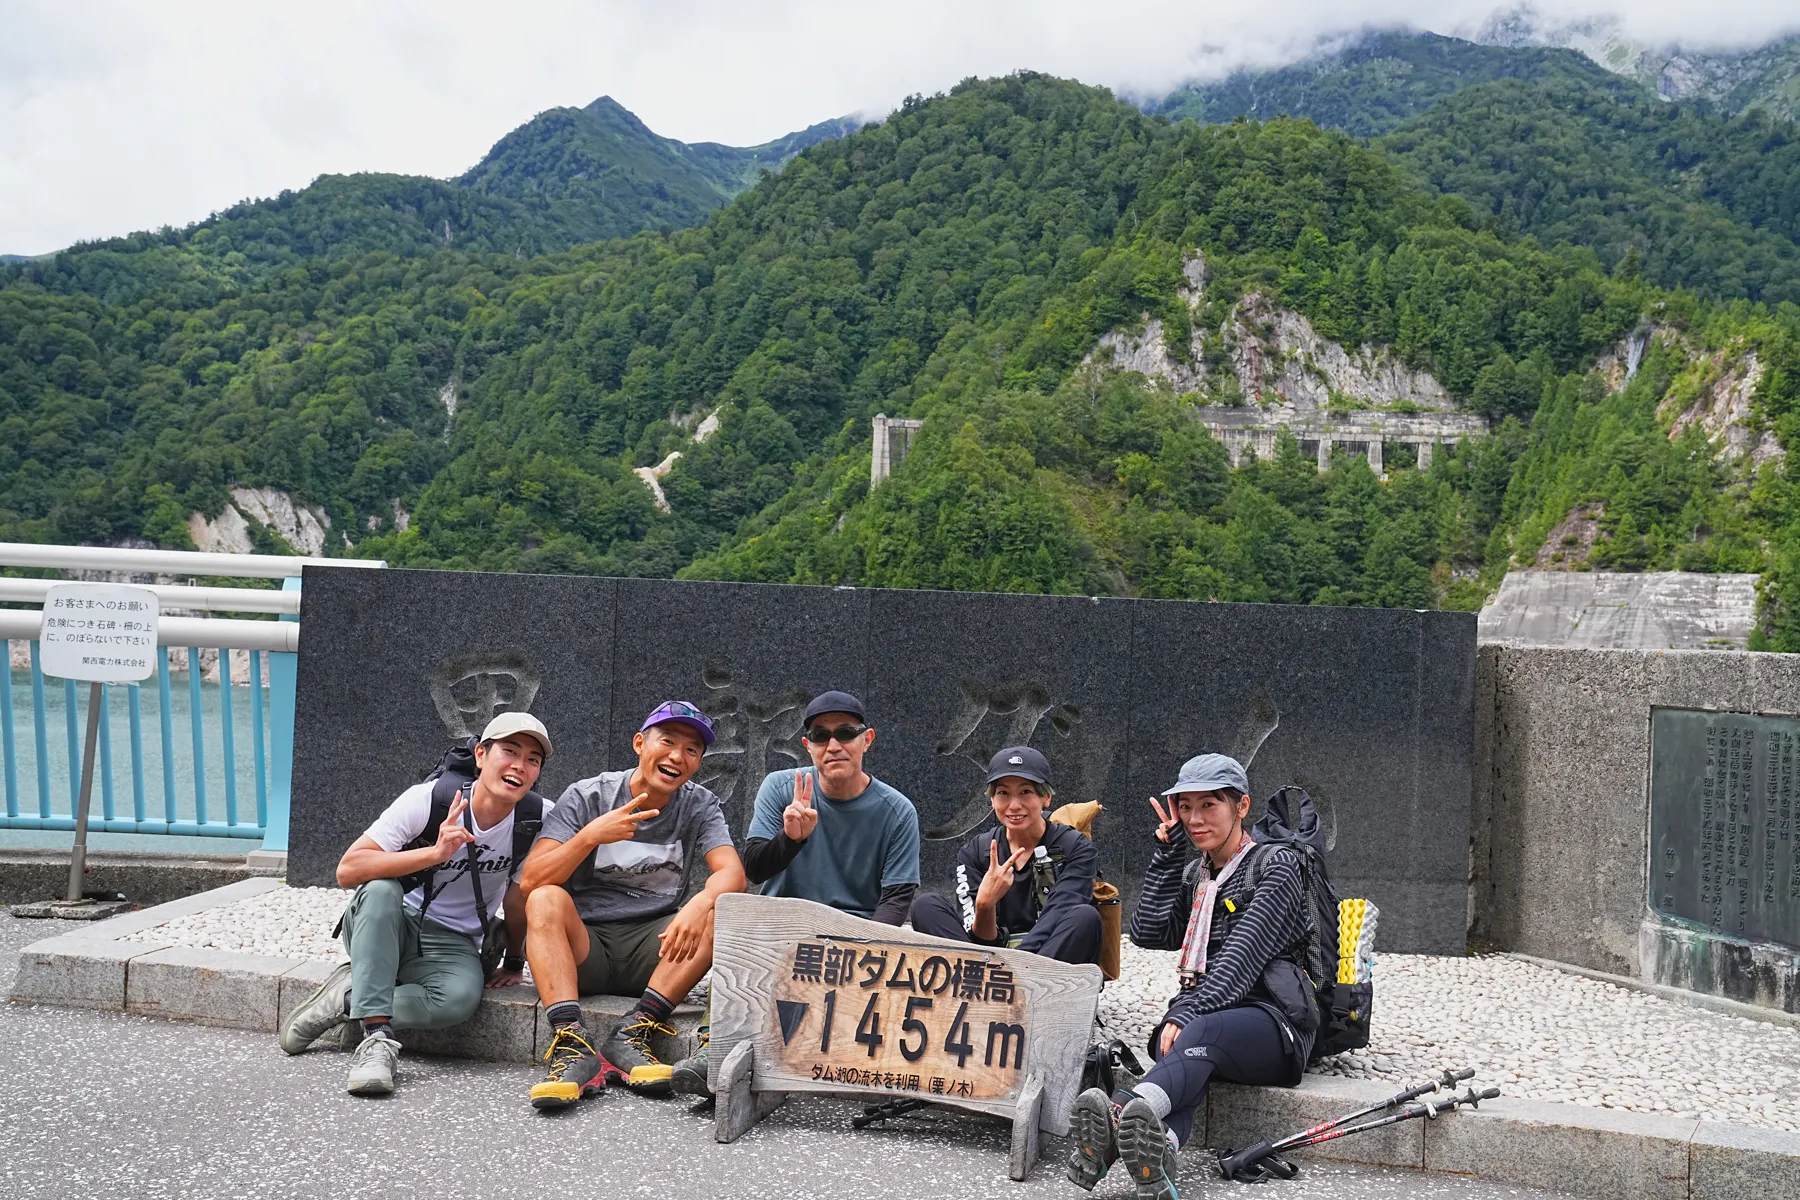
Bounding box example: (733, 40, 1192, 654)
(1087, 250, 1456, 414)
(188, 487, 334, 556)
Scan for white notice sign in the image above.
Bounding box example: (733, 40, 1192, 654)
(39, 583, 160, 682)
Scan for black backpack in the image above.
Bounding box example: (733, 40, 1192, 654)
(1245, 785, 1375, 1063)
(398, 737, 546, 951)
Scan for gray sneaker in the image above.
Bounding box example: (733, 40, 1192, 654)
(280, 961, 352, 1055)
(346, 1030, 401, 1096)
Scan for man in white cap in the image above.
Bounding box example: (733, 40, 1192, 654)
(279, 711, 554, 1098)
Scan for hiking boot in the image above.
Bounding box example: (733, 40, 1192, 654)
(669, 1028, 711, 1098)
(280, 961, 352, 1055)
(345, 1029, 401, 1096)
(530, 1024, 622, 1111)
(1116, 1096, 1180, 1200)
(1066, 1087, 1118, 1191)
(602, 1015, 677, 1096)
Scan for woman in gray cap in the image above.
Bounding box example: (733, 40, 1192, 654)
(1066, 753, 1316, 1200)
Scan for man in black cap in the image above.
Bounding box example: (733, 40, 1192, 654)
(670, 689, 921, 1097)
(737, 689, 921, 921)
(909, 745, 1101, 965)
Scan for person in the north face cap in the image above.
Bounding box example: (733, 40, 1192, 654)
(908, 745, 1101, 966)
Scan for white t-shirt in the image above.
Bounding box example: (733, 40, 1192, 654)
(361, 781, 551, 938)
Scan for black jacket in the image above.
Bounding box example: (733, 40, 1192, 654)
(952, 821, 1096, 953)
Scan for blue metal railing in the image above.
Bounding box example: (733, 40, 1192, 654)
(1, 640, 295, 839)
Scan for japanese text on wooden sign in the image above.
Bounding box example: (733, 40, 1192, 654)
(770, 936, 1029, 1101)
(38, 583, 160, 683)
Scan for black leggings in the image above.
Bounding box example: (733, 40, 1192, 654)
(1139, 1005, 1290, 1145)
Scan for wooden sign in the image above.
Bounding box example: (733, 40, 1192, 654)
(771, 935, 1027, 1102)
(708, 893, 1104, 1181)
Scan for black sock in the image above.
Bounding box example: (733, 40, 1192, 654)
(547, 1001, 583, 1029)
(633, 987, 675, 1025)
(361, 1018, 392, 1039)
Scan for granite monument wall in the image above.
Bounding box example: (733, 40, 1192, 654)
(1472, 644, 1800, 1012)
(290, 567, 1477, 954)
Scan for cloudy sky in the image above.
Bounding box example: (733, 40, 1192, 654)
(2, 0, 1795, 255)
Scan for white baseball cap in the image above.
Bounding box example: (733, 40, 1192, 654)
(480, 711, 552, 758)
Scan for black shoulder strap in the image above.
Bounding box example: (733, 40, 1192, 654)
(510, 792, 545, 877)
(416, 781, 475, 925)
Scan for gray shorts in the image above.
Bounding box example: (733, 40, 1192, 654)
(574, 911, 675, 997)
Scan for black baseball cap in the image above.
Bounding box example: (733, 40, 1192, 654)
(985, 746, 1051, 787)
(803, 690, 866, 726)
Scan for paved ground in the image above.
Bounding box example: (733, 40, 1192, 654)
(0, 914, 1575, 1200)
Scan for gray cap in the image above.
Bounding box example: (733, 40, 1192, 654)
(481, 711, 551, 759)
(1161, 752, 1247, 797)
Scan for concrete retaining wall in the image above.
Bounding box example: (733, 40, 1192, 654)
(1471, 645, 1800, 1006)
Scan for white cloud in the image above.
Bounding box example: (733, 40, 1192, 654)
(1, 0, 1795, 255)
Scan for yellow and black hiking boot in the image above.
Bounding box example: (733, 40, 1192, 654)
(530, 1025, 620, 1111)
(602, 1015, 677, 1096)
(669, 1026, 711, 1098)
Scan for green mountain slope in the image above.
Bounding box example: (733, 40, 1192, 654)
(1151, 30, 1800, 305)
(1149, 30, 1619, 135)
(2, 100, 857, 306)
(456, 97, 860, 243)
(4, 75, 1797, 642)
(1377, 76, 1800, 304)
(1477, 13, 1800, 123)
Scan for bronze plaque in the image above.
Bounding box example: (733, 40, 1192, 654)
(1649, 707, 1800, 947)
(769, 936, 1029, 1101)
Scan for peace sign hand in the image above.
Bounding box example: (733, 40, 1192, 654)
(585, 790, 661, 846)
(783, 770, 819, 842)
(1148, 795, 1181, 845)
(975, 837, 1031, 913)
(433, 795, 477, 863)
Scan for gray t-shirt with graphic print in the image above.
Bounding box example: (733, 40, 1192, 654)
(538, 769, 733, 925)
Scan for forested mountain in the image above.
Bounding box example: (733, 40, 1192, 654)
(1477, 11, 1800, 123)
(3, 71, 1800, 643)
(1150, 30, 1800, 305)
(1148, 31, 1618, 134)
(0, 99, 856, 306)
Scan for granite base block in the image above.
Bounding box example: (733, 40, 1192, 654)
(124, 945, 302, 1031)
(1423, 1095, 1697, 1200)
(9, 934, 167, 1011)
(1688, 1120, 1800, 1200)
(1205, 1078, 1421, 1169)
(404, 982, 540, 1063)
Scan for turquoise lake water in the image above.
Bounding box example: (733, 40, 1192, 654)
(3, 666, 270, 828)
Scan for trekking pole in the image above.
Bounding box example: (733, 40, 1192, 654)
(1216, 1068, 1477, 1181)
(850, 1097, 932, 1128)
(1282, 1085, 1501, 1154)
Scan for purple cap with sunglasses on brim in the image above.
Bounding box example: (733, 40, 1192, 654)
(640, 700, 716, 747)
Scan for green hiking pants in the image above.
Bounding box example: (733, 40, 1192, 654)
(342, 878, 485, 1029)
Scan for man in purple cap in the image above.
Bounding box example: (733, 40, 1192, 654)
(518, 701, 745, 1110)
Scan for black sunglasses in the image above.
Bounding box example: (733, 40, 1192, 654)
(804, 724, 867, 744)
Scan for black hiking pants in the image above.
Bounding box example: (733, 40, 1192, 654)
(1141, 1004, 1291, 1145)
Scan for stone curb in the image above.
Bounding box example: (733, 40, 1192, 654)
(9, 879, 703, 1063)
(1204, 1077, 1799, 1200)
(8, 883, 1797, 1198)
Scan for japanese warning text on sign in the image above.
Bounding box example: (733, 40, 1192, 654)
(770, 935, 1029, 1102)
(38, 583, 160, 683)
